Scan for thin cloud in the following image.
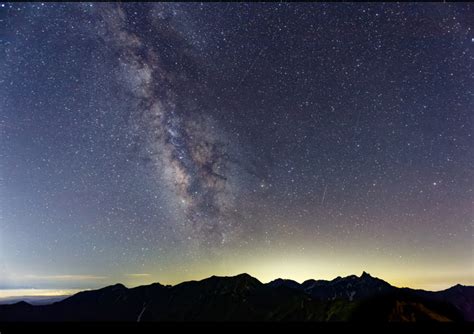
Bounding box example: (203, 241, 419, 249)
(0, 289, 84, 299)
(25, 275, 108, 281)
(125, 273, 151, 278)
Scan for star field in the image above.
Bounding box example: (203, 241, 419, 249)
(0, 2, 472, 291)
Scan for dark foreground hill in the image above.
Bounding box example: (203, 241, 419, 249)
(0, 272, 472, 322)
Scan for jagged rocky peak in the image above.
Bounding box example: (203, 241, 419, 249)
(361, 271, 372, 278)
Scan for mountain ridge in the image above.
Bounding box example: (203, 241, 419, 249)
(0, 272, 472, 322)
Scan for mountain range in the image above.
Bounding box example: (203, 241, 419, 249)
(0, 272, 472, 322)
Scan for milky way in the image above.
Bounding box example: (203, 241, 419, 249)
(96, 3, 247, 246)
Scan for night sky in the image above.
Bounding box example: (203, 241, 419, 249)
(1, 2, 473, 294)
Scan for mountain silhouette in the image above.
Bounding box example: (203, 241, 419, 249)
(0, 273, 472, 322)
